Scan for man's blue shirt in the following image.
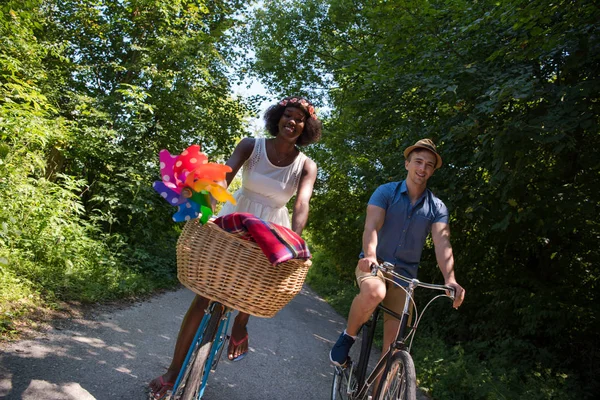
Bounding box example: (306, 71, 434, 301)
(362, 180, 449, 282)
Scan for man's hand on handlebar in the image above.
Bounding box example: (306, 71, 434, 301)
(445, 282, 465, 309)
(357, 256, 377, 273)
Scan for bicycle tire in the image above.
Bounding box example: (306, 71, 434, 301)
(374, 350, 416, 400)
(331, 364, 357, 400)
(172, 304, 225, 400)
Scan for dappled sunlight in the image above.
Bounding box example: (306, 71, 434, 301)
(71, 336, 106, 348)
(313, 333, 335, 344)
(1, 284, 341, 399)
(300, 286, 331, 303)
(262, 346, 275, 356)
(304, 307, 326, 317)
(68, 318, 131, 334)
(6, 343, 66, 359)
(22, 380, 95, 400)
(0, 367, 12, 397)
(0, 300, 176, 400)
(115, 365, 137, 377)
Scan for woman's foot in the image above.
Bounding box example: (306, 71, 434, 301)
(227, 315, 249, 361)
(149, 371, 178, 399)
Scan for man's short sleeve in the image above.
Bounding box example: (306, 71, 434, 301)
(432, 197, 449, 224)
(368, 183, 396, 210)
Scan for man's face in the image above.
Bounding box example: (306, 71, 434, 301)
(405, 149, 437, 186)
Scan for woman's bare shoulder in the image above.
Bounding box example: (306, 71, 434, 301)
(235, 137, 257, 158)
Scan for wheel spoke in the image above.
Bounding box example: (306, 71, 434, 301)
(375, 350, 416, 400)
(331, 364, 357, 400)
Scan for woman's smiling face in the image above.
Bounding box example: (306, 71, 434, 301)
(278, 106, 306, 140)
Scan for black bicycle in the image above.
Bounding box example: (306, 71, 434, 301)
(331, 261, 455, 400)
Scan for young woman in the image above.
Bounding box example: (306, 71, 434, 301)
(149, 96, 322, 399)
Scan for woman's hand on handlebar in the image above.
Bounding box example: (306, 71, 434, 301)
(357, 256, 378, 273)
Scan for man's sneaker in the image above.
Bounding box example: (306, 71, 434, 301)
(329, 331, 356, 366)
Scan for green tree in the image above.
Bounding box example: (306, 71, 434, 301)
(241, 0, 600, 397)
(1, 0, 253, 328)
(42, 0, 251, 259)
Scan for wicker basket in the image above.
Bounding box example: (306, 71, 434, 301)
(176, 219, 312, 318)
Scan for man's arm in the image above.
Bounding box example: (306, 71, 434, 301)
(357, 205, 386, 272)
(431, 222, 465, 309)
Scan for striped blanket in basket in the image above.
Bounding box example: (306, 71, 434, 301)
(213, 212, 311, 266)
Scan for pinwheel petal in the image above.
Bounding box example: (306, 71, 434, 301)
(173, 200, 201, 222)
(206, 184, 237, 205)
(187, 178, 215, 193)
(189, 190, 211, 210)
(189, 190, 214, 224)
(153, 181, 186, 205)
(158, 150, 179, 190)
(174, 145, 208, 177)
(192, 163, 232, 182)
(199, 204, 212, 224)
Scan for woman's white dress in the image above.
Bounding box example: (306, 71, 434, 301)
(218, 138, 307, 228)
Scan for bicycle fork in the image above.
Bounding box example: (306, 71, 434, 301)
(196, 311, 231, 399)
(171, 303, 232, 399)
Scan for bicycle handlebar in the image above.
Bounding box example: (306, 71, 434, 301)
(372, 261, 456, 300)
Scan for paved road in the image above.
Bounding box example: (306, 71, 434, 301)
(0, 285, 349, 400)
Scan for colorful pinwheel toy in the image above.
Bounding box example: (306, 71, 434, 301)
(152, 144, 236, 223)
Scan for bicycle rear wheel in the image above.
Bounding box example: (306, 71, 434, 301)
(374, 350, 416, 400)
(331, 363, 357, 400)
(172, 303, 225, 400)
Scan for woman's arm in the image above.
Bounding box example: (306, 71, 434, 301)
(291, 158, 317, 236)
(223, 137, 255, 187)
(211, 138, 254, 210)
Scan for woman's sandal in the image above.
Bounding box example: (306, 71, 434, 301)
(228, 333, 249, 362)
(149, 375, 174, 400)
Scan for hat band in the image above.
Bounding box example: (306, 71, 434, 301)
(417, 143, 437, 154)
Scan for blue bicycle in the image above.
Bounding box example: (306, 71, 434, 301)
(168, 301, 232, 400)
(166, 219, 312, 399)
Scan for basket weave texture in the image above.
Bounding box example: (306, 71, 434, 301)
(177, 220, 312, 318)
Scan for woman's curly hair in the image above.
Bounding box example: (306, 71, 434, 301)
(263, 96, 322, 146)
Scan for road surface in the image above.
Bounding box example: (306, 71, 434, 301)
(0, 285, 430, 400)
(0, 285, 348, 399)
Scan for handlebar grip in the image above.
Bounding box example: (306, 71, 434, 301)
(369, 263, 378, 275)
(447, 286, 456, 300)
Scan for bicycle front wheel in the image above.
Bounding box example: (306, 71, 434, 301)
(374, 350, 416, 400)
(173, 303, 225, 400)
(331, 364, 357, 400)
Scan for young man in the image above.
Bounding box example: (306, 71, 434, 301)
(329, 139, 465, 366)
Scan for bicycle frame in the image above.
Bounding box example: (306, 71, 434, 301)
(171, 301, 233, 399)
(342, 262, 454, 399)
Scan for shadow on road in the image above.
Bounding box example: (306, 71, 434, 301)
(1, 286, 348, 400)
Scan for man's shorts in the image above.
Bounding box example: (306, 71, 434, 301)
(355, 265, 413, 326)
